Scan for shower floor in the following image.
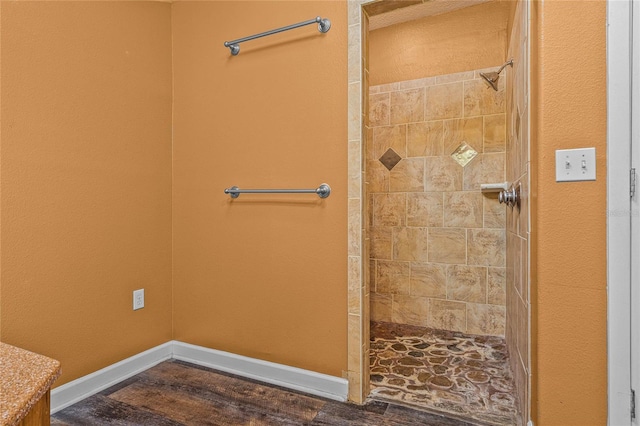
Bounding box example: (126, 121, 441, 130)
(369, 321, 519, 426)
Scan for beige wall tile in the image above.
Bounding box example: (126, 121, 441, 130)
(349, 140, 361, 199)
(348, 23, 361, 84)
(392, 294, 429, 326)
(426, 82, 463, 120)
(376, 259, 410, 294)
(467, 228, 506, 267)
(517, 298, 528, 370)
(488, 267, 506, 305)
(484, 113, 506, 153)
(436, 71, 474, 84)
(348, 198, 361, 256)
(369, 259, 376, 291)
(372, 125, 406, 159)
(398, 76, 436, 90)
(348, 256, 361, 314)
(428, 228, 466, 264)
(410, 262, 447, 298)
(369, 92, 390, 127)
(393, 226, 429, 262)
(349, 82, 362, 142)
(373, 193, 406, 227)
(371, 293, 392, 323)
(390, 88, 425, 124)
(428, 299, 466, 332)
(370, 226, 392, 260)
(467, 303, 505, 336)
(389, 158, 425, 192)
(443, 116, 483, 155)
(407, 121, 444, 157)
(366, 160, 389, 193)
(406, 192, 444, 227)
(463, 79, 505, 117)
(447, 265, 487, 304)
(425, 156, 463, 191)
(463, 152, 505, 191)
(483, 192, 506, 229)
(518, 174, 529, 237)
(443, 191, 483, 228)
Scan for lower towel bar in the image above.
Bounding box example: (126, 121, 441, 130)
(224, 183, 331, 199)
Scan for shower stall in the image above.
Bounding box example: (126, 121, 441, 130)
(346, 1, 531, 425)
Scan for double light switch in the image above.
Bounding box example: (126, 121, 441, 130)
(555, 148, 596, 182)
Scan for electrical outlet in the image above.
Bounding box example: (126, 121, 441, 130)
(133, 289, 144, 310)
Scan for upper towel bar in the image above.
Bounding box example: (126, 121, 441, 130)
(224, 184, 331, 199)
(224, 16, 331, 56)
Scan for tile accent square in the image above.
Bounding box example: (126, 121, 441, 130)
(450, 142, 478, 167)
(379, 148, 402, 171)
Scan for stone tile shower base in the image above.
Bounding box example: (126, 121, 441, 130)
(369, 321, 519, 425)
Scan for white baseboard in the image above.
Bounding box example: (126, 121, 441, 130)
(51, 342, 173, 413)
(172, 341, 348, 402)
(51, 341, 348, 414)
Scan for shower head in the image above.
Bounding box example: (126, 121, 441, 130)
(479, 59, 514, 91)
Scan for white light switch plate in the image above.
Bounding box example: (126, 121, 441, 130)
(555, 148, 596, 182)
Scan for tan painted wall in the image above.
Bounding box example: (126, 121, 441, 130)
(531, 0, 607, 424)
(171, 1, 348, 377)
(368, 1, 511, 86)
(0, 2, 173, 386)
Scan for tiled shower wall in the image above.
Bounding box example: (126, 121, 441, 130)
(506, 0, 530, 420)
(367, 68, 507, 336)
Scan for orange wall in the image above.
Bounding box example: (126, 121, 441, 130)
(368, 1, 511, 86)
(531, 0, 607, 424)
(171, 1, 348, 377)
(0, 2, 173, 386)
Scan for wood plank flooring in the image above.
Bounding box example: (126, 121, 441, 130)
(51, 360, 478, 425)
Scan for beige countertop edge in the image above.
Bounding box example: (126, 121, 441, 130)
(0, 342, 62, 426)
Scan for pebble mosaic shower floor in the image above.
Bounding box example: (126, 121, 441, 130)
(369, 321, 519, 425)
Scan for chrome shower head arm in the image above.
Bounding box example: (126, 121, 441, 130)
(496, 58, 514, 75)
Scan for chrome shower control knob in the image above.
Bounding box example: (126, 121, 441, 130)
(499, 185, 521, 209)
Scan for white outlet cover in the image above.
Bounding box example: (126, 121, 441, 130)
(555, 147, 596, 182)
(133, 289, 144, 310)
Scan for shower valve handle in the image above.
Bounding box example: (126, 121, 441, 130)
(499, 184, 520, 209)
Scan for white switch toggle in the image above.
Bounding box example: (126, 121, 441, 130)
(556, 148, 596, 182)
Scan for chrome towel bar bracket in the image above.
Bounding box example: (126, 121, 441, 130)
(224, 16, 331, 56)
(224, 183, 331, 199)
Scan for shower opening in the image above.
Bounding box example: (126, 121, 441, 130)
(360, 1, 530, 424)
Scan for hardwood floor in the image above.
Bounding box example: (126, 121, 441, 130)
(51, 360, 478, 425)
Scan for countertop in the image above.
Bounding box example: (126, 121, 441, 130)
(0, 342, 61, 426)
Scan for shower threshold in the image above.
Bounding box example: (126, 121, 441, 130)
(369, 321, 520, 426)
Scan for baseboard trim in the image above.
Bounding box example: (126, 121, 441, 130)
(172, 341, 348, 402)
(50, 341, 348, 414)
(51, 341, 173, 413)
